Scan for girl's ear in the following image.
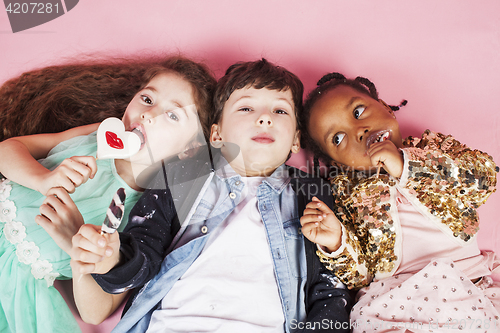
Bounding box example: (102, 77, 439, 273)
(379, 99, 396, 118)
(291, 130, 301, 154)
(210, 124, 223, 148)
(378, 99, 391, 111)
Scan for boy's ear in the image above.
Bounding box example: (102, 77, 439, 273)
(291, 130, 301, 154)
(210, 124, 224, 148)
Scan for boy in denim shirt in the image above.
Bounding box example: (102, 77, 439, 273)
(71, 59, 351, 332)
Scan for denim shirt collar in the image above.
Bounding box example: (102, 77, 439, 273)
(214, 155, 291, 194)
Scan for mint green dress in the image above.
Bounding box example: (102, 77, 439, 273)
(0, 132, 142, 333)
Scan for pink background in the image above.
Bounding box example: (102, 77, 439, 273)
(1, 1, 499, 330)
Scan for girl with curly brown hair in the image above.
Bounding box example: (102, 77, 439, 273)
(0, 56, 216, 333)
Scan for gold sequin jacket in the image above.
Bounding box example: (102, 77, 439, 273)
(318, 130, 497, 289)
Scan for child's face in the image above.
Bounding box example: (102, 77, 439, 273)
(122, 72, 201, 165)
(308, 85, 403, 171)
(211, 87, 300, 177)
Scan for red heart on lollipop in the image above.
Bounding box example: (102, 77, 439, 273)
(105, 131, 124, 149)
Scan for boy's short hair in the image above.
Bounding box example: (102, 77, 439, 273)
(212, 59, 303, 128)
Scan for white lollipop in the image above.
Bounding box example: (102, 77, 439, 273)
(97, 118, 141, 159)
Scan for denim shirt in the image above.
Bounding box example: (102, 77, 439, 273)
(110, 158, 307, 333)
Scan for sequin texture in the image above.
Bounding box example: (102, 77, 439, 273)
(318, 130, 497, 289)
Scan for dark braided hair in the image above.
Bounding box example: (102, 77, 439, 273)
(300, 72, 406, 174)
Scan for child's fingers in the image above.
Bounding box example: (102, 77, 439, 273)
(70, 156, 98, 179)
(62, 166, 86, 190)
(367, 142, 403, 177)
(306, 197, 334, 215)
(45, 187, 76, 208)
(38, 202, 58, 225)
(300, 222, 323, 242)
(52, 157, 95, 192)
(303, 207, 324, 217)
(73, 244, 107, 264)
(39, 191, 70, 223)
(72, 232, 110, 260)
(66, 158, 92, 185)
(50, 172, 76, 194)
(35, 214, 54, 230)
(300, 222, 316, 236)
(367, 141, 397, 164)
(367, 139, 395, 153)
(368, 151, 385, 169)
(305, 200, 324, 210)
(41, 193, 62, 211)
(300, 214, 322, 227)
(301, 211, 324, 228)
(71, 254, 104, 275)
(76, 224, 107, 248)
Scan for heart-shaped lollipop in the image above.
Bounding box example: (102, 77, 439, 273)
(97, 118, 141, 159)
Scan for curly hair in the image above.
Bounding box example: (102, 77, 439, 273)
(0, 55, 216, 142)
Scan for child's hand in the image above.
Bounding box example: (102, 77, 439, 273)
(300, 197, 343, 253)
(36, 187, 85, 254)
(71, 224, 121, 276)
(37, 156, 97, 195)
(367, 140, 403, 178)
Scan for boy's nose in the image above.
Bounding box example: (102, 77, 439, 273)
(257, 113, 272, 126)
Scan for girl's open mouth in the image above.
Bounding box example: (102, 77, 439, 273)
(366, 130, 390, 150)
(131, 126, 146, 149)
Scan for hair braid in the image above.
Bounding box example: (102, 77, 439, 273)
(354, 76, 378, 100)
(316, 72, 346, 86)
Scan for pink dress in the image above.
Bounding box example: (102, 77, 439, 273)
(350, 191, 500, 332)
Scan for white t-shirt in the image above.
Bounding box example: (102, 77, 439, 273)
(146, 177, 285, 333)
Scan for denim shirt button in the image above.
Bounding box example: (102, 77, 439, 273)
(201, 225, 208, 234)
(229, 192, 236, 199)
(235, 181, 241, 186)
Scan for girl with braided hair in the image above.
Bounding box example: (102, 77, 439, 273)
(0, 56, 216, 333)
(299, 73, 500, 332)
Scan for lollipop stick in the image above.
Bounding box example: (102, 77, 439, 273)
(376, 163, 381, 178)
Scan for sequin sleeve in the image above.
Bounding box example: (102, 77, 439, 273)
(317, 175, 398, 289)
(400, 130, 497, 241)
